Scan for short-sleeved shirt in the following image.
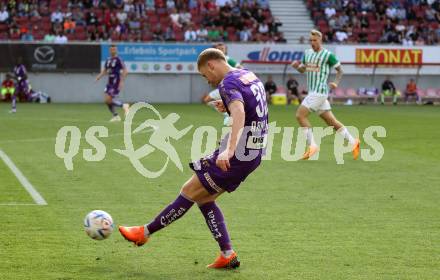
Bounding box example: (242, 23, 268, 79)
(225, 55, 238, 67)
(302, 48, 340, 95)
(104, 56, 124, 86)
(218, 68, 269, 156)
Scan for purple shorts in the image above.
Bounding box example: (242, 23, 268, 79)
(105, 85, 120, 97)
(15, 80, 30, 94)
(189, 149, 262, 194)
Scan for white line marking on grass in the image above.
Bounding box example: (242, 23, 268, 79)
(0, 150, 47, 206)
(0, 128, 153, 144)
(0, 203, 42, 206)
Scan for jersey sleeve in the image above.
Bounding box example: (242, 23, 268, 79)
(227, 57, 238, 67)
(219, 80, 244, 108)
(327, 52, 340, 68)
(301, 53, 306, 64)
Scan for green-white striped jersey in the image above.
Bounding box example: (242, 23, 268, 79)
(302, 48, 340, 95)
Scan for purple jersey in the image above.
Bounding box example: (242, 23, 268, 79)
(14, 64, 27, 81)
(104, 56, 124, 87)
(190, 69, 269, 195)
(218, 69, 269, 157)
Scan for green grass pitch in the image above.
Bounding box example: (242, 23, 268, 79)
(0, 103, 439, 279)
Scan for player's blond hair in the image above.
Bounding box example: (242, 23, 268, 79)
(197, 48, 227, 70)
(310, 29, 323, 38)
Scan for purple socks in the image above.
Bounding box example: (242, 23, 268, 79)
(146, 194, 194, 235)
(199, 201, 232, 252)
(144, 194, 233, 253)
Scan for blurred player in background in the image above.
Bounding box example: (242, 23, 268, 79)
(1, 73, 15, 102)
(95, 44, 129, 122)
(119, 48, 269, 269)
(202, 42, 242, 126)
(291, 30, 359, 160)
(10, 57, 30, 113)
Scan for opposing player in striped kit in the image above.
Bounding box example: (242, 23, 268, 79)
(291, 30, 360, 160)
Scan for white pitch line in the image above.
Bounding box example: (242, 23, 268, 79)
(0, 150, 47, 206)
(0, 128, 153, 144)
(0, 203, 42, 206)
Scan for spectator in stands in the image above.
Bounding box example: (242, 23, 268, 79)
(404, 78, 420, 104)
(179, 8, 192, 26)
(258, 21, 269, 34)
(44, 31, 56, 42)
(166, 0, 175, 9)
(325, 5, 336, 19)
(21, 29, 34, 41)
(381, 76, 399, 105)
(64, 15, 76, 34)
(196, 26, 208, 42)
(264, 75, 277, 103)
(54, 31, 68, 44)
(426, 6, 437, 21)
(359, 27, 368, 43)
(335, 29, 348, 42)
(1, 73, 15, 102)
(286, 74, 301, 104)
(271, 17, 282, 34)
(169, 8, 181, 28)
(361, 0, 374, 11)
(116, 8, 127, 24)
(239, 27, 252, 42)
(0, 5, 8, 23)
(51, 6, 64, 23)
(386, 5, 398, 20)
(216, 0, 231, 7)
(72, 8, 86, 26)
(184, 26, 197, 42)
(163, 26, 175, 41)
(359, 11, 369, 28)
(87, 11, 99, 26)
(128, 13, 140, 30)
(207, 26, 221, 41)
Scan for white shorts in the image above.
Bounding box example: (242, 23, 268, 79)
(301, 94, 331, 114)
(208, 89, 221, 100)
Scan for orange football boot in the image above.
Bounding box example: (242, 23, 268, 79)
(302, 145, 319, 160)
(207, 251, 240, 269)
(118, 226, 149, 246)
(352, 138, 360, 160)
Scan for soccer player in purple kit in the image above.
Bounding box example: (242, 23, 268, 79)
(119, 48, 269, 269)
(95, 45, 129, 122)
(10, 57, 30, 113)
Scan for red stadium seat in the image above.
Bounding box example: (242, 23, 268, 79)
(75, 31, 88, 41)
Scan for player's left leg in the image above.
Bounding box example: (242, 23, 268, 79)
(10, 89, 18, 113)
(119, 174, 239, 268)
(319, 109, 360, 160)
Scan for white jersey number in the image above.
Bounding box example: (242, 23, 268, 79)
(250, 82, 268, 118)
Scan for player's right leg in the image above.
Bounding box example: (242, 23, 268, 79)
(319, 110, 360, 160)
(104, 93, 121, 121)
(296, 97, 319, 159)
(119, 175, 218, 246)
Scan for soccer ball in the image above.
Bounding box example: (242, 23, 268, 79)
(84, 210, 114, 240)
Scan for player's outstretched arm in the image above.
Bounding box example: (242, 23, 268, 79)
(119, 65, 128, 90)
(330, 65, 344, 89)
(216, 100, 245, 172)
(291, 60, 306, 73)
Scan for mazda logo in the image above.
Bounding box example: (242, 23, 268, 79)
(34, 46, 55, 64)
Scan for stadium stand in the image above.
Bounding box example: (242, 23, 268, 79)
(307, 0, 440, 45)
(0, 0, 286, 43)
